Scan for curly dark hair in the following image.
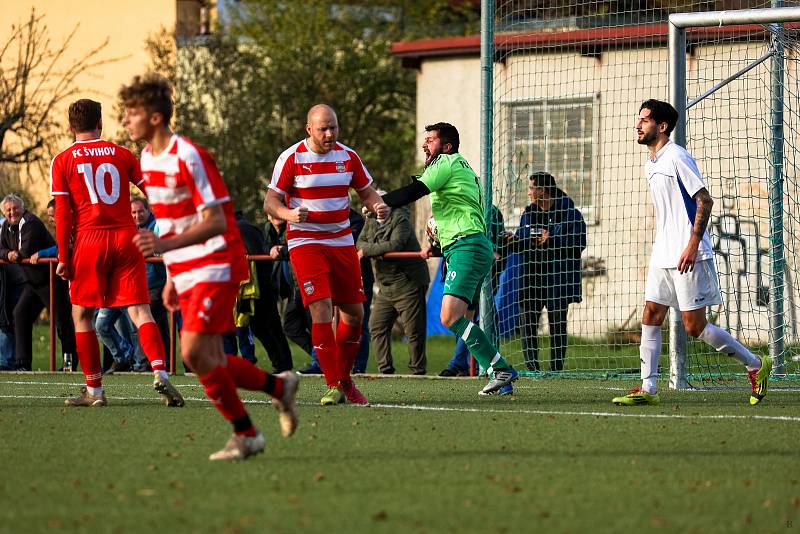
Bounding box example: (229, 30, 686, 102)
(639, 99, 678, 137)
(119, 73, 174, 123)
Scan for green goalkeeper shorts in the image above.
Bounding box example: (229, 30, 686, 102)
(442, 233, 494, 309)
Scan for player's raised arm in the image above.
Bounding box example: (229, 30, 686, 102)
(381, 179, 430, 208)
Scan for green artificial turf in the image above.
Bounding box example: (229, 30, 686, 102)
(0, 373, 798, 533)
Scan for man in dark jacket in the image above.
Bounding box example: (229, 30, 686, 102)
(268, 215, 314, 361)
(234, 211, 292, 373)
(0, 219, 24, 369)
(514, 173, 587, 372)
(132, 197, 170, 356)
(357, 206, 429, 374)
(0, 194, 76, 370)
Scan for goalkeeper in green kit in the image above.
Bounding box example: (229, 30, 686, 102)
(381, 123, 519, 395)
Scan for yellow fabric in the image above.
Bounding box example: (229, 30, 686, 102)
(234, 261, 260, 328)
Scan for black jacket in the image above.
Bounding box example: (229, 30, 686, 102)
(235, 211, 274, 294)
(0, 262, 24, 330)
(514, 189, 587, 303)
(0, 210, 56, 288)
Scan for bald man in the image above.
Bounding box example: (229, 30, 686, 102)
(265, 104, 389, 406)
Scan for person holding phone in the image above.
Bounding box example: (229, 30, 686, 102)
(513, 172, 587, 373)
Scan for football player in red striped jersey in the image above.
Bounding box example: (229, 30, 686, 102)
(265, 104, 389, 406)
(121, 73, 298, 461)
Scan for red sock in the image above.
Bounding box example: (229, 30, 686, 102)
(312, 322, 338, 388)
(198, 365, 255, 436)
(225, 356, 285, 399)
(138, 321, 166, 371)
(75, 331, 102, 387)
(226, 355, 267, 390)
(336, 320, 361, 383)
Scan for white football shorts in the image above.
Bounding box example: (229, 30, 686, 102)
(644, 259, 722, 311)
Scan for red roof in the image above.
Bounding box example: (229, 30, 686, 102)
(391, 23, 787, 62)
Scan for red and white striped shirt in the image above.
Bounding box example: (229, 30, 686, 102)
(269, 140, 373, 249)
(140, 134, 247, 295)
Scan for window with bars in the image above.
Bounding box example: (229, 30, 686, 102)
(506, 94, 599, 222)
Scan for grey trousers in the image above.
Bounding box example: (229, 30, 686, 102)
(368, 285, 427, 374)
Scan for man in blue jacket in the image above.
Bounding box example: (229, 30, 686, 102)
(130, 197, 170, 371)
(514, 172, 586, 372)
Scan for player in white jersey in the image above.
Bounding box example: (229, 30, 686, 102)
(612, 99, 772, 406)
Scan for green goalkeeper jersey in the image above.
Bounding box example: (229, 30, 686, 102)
(418, 153, 486, 249)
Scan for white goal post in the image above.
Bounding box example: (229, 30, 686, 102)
(668, 6, 800, 389)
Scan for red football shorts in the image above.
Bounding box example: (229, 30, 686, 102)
(70, 227, 150, 308)
(178, 281, 238, 334)
(290, 244, 365, 307)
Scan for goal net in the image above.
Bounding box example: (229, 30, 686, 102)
(488, 1, 800, 386)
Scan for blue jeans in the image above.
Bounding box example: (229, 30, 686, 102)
(352, 297, 371, 373)
(0, 327, 15, 368)
(94, 308, 134, 365)
(237, 327, 256, 363)
(448, 338, 470, 373)
(306, 347, 321, 368)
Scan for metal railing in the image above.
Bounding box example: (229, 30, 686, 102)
(1, 250, 439, 373)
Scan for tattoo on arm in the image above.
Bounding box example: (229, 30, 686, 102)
(692, 188, 713, 238)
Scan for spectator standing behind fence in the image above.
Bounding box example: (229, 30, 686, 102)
(268, 214, 323, 375)
(94, 308, 136, 374)
(513, 172, 587, 373)
(131, 197, 171, 370)
(0, 214, 24, 370)
(0, 194, 77, 371)
(234, 210, 293, 373)
(29, 200, 57, 264)
(357, 204, 429, 375)
(347, 208, 374, 375)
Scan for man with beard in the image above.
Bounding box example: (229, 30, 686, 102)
(381, 122, 518, 396)
(613, 99, 771, 406)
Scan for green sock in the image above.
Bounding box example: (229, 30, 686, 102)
(448, 316, 509, 371)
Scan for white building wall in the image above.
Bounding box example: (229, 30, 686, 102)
(412, 41, 799, 345)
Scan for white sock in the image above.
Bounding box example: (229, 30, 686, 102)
(155, 370, 169, 381)
(697, 323, 761, 371)
(87, 386, 103, 397)
(640, 325, 661, 393)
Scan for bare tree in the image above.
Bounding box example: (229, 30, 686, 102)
(0, 9, 114, 174)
